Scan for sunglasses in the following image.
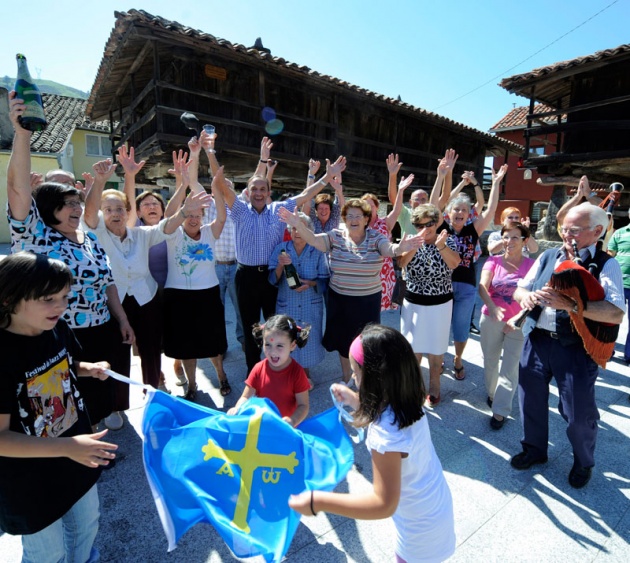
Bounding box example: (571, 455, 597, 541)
(413, 220, 437, 229)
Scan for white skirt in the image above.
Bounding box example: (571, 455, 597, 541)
(400, 299, 453, 355)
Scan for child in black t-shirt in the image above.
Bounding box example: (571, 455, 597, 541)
(0, 252, 117, 562)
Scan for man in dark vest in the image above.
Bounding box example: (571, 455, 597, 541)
(511, 202, 625, 488)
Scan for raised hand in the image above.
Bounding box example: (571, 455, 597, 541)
(326, 155, 347, 178)
(260, 137, 273, 161)
(309, 159, 321, 175)
(200, 129, 217, 152)
(117, 145, 145, 176)
(81, 172, 95, 194)
(277, 206, 300, 228)
(29, 172, 43, 189)
(182, 190, 213, 215)
(462, 171, 475, 185)
(491, 164, 508, 183)
(7, 91, 28, 133)
(386, 153, 403, 175)
(188, 135, 201, 158)
(168, 150, 189, 178)
(92, 158, 116, 184)
(399, 174, 415, 191)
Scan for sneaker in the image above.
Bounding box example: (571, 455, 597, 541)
(104, 411, 124, 431)
(470, 323, 480, 335)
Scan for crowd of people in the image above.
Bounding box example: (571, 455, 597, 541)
(1, 87, 628, 562)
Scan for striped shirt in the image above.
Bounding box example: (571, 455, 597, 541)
(324, 228, 391, 296)
(229, 198, 297, 266)
(206, 198, 236, 262)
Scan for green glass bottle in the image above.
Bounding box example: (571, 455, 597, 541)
(280, 250, 301, 290)
(14, 54, 47, 132)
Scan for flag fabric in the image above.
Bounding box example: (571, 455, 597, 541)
(141, 391, 354, 561)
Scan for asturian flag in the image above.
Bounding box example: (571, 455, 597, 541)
(141, 391, 354, 561)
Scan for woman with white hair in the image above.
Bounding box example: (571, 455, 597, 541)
(439, 165, 507, 380)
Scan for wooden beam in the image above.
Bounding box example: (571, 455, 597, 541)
(527, 93, 630, 120)
(525, 120, 630, 137)
(112, 40, 153, 101)
(527, 149, 630, 165)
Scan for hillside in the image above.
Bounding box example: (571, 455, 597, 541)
(0, 76, 88, 99)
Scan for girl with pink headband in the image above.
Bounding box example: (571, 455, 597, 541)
(290, 324, 455, 562)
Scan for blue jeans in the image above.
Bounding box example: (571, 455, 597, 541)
(451, 281, 477, 342)
(215, 262, 244, 343)
(22, 484, 100, 563)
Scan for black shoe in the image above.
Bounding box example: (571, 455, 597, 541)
(568, 465, 592, 489)
(510, 451, 548, 470)
(486, 396, 493, 408)
(490, 415, 505, 430)
(470, 323, 480, 335)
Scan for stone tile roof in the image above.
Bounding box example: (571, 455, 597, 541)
(88, 9, 521, 153)
(30, 94, 86, 153)
(500, 43, 630, 93)
(489, 103, 564, 132)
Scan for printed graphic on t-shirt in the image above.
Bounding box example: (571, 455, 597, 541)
(24, 352, 80, 438)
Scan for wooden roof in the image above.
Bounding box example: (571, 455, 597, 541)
(88, 9, 521, 157)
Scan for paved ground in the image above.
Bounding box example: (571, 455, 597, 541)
(1, 243, 629, 561)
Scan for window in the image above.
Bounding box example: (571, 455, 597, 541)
(528, 146, 545, 157)
(85, 134, 112, 157)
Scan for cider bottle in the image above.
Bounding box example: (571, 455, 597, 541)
(280, 250, 301, 289)
(14, 54, 47, 132)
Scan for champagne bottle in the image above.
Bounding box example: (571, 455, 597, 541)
(280, 250, 301, 290)
(14, 54, 47, 132)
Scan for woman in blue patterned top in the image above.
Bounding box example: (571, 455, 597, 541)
(269, 213, 330, 387)
(7, 90, 134, 429)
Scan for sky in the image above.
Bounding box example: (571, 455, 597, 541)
(1, 0, 628, 132)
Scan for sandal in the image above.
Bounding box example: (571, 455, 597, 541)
(184, 384, 197, 401)
(454, 366, 466, 380)
(219, 378, 232, 397)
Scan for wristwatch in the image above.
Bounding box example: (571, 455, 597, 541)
(571, 303, 579, 314)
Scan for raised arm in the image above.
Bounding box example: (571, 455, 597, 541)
(199, 129, 220, 177)
(164, 150, 190, 217)
(209, 167, 228, 239)
(83, 159, 116, 229)
(293, 156, 347, 207)
(117, 145, 146, 227)
(301, 159, 321, 215)
(475, 164, 508, 235)
(386, 153, 403, 206)
(6, 91, 34, 221)
(187, 136, 202, 189)
(331, 172, 345, 209)
(278, 207, 328, 252)
(254, 137, 273, 177)
(556, 175, 602, 229)
(386, 174, 414, 232)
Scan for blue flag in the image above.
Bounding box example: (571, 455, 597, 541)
(141, 391, 354, 561)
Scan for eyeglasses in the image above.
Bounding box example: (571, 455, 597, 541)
(140, 201, 161, 208)
(560, 226, 592, 236)
(63, 200, 82, 209)
(345, 214, 366, 221)
(502, 235, 525, 242)
(413, 220, 437, 229)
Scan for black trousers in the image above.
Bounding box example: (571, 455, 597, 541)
(123, 293, 162, 388)
(235, 264, 278, 372)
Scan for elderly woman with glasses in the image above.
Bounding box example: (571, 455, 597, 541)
(479, 222, 534, 429)
(268, 212, 330, 386)
(399, 204, 461, 406)
(279, 199, 423, 382)
(437, 164, 508, 381)
(486, 206, 539, 257)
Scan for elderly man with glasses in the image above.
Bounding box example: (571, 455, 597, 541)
(510, 203, 625, 488)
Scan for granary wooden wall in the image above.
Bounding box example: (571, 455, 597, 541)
(89, 10, 519, 197)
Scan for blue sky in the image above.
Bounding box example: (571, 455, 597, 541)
(1, 0, 628, 132)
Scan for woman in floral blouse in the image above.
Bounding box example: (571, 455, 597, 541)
(162, 168, 228, 400)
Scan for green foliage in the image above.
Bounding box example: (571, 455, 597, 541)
(0, 76, 88, 99)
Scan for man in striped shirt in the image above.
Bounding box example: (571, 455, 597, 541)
(216, 143, 346, 372)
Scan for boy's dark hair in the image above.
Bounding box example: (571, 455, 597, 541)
(0, 252, 73, 329)
(33, 182, 82, 226)
(353, 324, 425, 429)
(252, 314, 310, 349)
